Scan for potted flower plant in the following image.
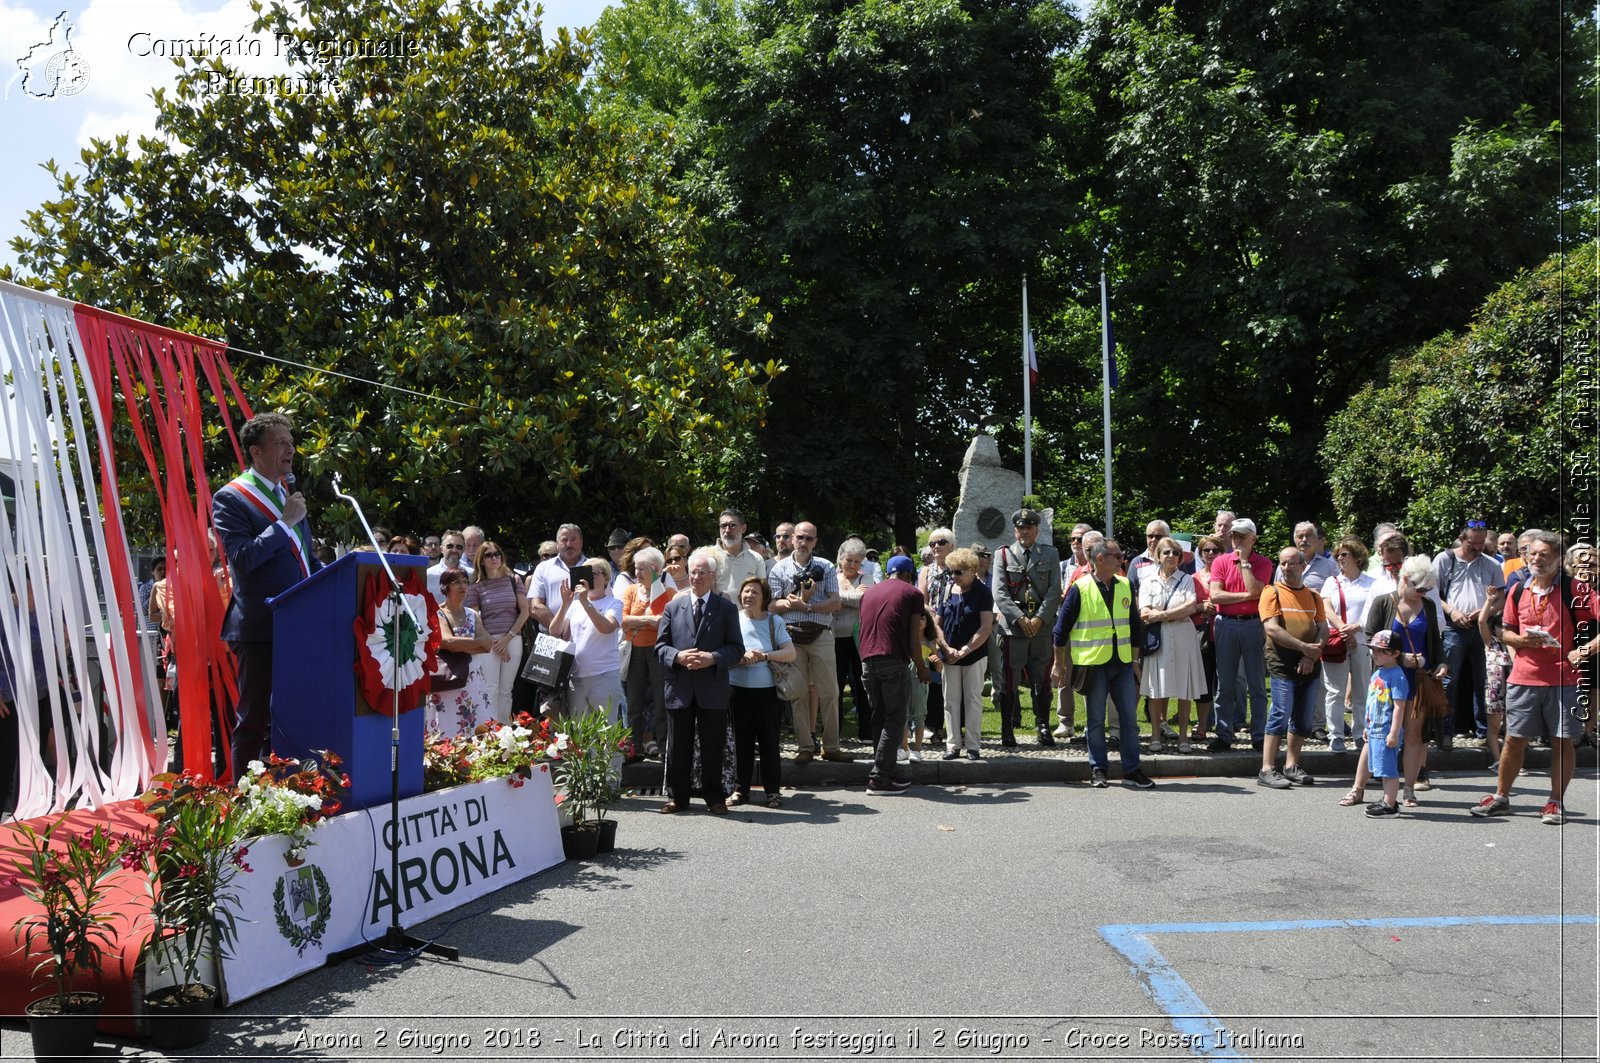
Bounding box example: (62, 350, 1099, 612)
(135, 771, 254, 1049)
(552, 707, 631, 858)
(6, 818, 132, 1061)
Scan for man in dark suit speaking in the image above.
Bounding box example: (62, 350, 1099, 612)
(656, 548, 744, 814)
(212, 411, 320, 776)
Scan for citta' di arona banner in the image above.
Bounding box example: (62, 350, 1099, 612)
(219, 770, 564, 1002)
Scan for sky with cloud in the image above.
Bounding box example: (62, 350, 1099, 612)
(0, 0, 611, 279)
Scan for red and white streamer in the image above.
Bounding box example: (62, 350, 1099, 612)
(0, 279, 253, 815)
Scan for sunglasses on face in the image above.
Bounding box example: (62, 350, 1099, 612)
(1071, 536, 1084, 543)
(667, 556, 685, 564)
(445, 545, 464, 552)
(930, 539, 951, 547)
(1159, 550, 1181, 557)
(1467, 520, 1487, 529)
(482, 551, 502, 560)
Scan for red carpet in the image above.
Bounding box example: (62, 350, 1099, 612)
(0, 801, 155, 1035)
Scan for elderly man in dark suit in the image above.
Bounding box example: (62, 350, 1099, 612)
(212, 411, 320, 777)
(656, 548, 745, 814)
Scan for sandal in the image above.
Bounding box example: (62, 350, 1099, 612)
(764, 794, 783, 808)
(1338, 788, 1364, 807)
(1402, 789, 1419, 808)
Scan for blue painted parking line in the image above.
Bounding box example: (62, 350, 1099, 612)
(1099, 914, 1600, 1061)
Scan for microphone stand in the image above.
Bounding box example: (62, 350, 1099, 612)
(327, 474, 459, 964)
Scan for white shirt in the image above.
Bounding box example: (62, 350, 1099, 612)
(527, 553, 588, 616)
(1321, 570, 1376, 629)
(568, 593, 623, 678)
(427, 560, 468, 604)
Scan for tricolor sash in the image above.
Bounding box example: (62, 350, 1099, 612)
(225, 469, 311, 579)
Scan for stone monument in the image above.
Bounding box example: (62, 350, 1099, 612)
(951, 434, 1053, 553)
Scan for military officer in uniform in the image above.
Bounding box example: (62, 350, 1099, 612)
(991, 508, 1063, 746)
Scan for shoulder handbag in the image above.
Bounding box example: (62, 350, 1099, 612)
(430, 608, 474, 692)
(1323, 578, 1350, 664)
(1141, 576, 1181, 655)
(765, 615, 808, 702)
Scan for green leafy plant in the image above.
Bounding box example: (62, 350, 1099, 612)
(136, 773, 254, 996)
(6, 819, 131, 1013)
(552, 707, 633, 828)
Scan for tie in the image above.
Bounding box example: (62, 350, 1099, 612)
(693, 597, 704, 634)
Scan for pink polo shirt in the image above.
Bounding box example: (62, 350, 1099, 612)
(1209, 551, 1273, 617)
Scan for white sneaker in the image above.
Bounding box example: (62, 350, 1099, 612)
(908, 749, 923, 762)
(1053, 723, 1070, 739)
(896, 747, 910, 763)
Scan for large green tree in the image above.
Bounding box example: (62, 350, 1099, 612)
(4, 0, 771, 547)
(594, 0, 1080, 546)
(1064, 0, 1586, 533)
(1322, 240, 1596, 552)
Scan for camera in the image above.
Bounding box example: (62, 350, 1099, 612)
(792, 564, 822, 596)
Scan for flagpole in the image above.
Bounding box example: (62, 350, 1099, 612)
(1100, 266, 1114, 535)
(1022, 275, 1032, 496)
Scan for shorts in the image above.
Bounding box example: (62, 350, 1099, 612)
(1366, 736, 1401, 779)
(1505, 683, 1584, 741)
(1266, 675, 1320, 737)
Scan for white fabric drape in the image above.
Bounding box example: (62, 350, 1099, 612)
(0, 280, 162, 817)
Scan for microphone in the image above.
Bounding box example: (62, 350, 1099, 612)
(284, 472, 297, 492)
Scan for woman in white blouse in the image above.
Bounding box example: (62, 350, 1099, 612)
(1321, 537, 1376, 754)
(1137, 537, 1207, 753)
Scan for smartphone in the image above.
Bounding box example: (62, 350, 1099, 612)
(569, 564, 595, 590)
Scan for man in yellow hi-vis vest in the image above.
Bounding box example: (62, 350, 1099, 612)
(1051, 539, 1156, 790)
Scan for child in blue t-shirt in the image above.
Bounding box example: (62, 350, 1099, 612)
(1363, 629, 1411, 818)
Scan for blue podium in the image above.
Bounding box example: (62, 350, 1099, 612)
(269, 552, 429, 811)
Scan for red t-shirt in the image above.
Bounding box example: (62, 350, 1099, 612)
(1503, 578, 1598, 686)
(857, 579, 927, 662)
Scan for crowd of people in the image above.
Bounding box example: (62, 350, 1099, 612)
(308, 505, 1595, 826)
(115, 411, 1593, 830)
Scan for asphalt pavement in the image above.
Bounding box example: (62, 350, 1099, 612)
(33, 757, 1596, 1063)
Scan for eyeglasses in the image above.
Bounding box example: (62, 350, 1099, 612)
(1467, 520, 1487, 529)
(718, 521, 741, 528)
(445, 545, 464, 552)
(948, 567, 969, 575)
(930, 539, 951, 547)
(666, 555, 685, 563)
(1199, 546, 1220, 554)
(482, 551, 502, 560)
(1071, 536, 1083, 543)
(1158, 550, 1182, 557)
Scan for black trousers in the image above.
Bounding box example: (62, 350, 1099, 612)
(730, 685, 782, 797)
(228, 638, 273, 778)
(666, 703, 728, 807)
(861, 656, 909, 782)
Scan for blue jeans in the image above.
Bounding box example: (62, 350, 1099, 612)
(1213, 616, 1267, 744)
(1267, 673, 1320, 737)
(1081, 659, 1141, 772)
(1442, 627, 1487, 737)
